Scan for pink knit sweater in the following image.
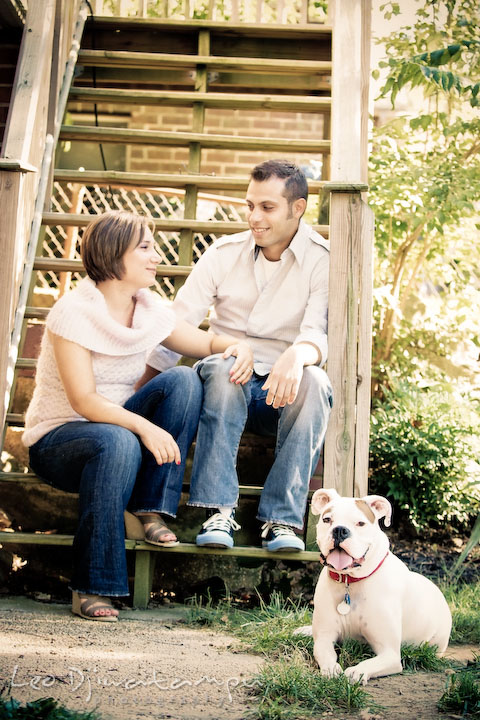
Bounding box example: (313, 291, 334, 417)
(23, 277, 176, 447)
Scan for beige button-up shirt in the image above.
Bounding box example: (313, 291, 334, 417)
(148, 219, 329, 375)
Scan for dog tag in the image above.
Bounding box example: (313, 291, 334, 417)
(337, 588, 351, 615)
(336, 600, 351, 615)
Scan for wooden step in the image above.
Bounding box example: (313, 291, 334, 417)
(16, 358, 36, 370)
(0, 471, 264, 497)
(5, 414, 24, 425)
(85, 16, 332, 40)
(59, 125, 331, 153)
(54, 169, 327, 193)
(75, 67, 329, 92)
(77, 49, 331, 76)
(33, 256, 192, 276)
(69, 87, 331, 113)
(42, 213, 330, 236)
(42, 213, 249, 234)
(25, 306, 49, 320)
(87, 15, 332, 39)
(0, 531, 318, 561)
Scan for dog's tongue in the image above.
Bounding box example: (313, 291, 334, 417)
(328, 549, 354, 571)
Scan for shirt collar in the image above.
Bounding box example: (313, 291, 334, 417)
(252, 219, 311, 264)
(286, 219, 310, 265)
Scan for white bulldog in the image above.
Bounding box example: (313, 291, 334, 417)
(302, 488, 452, 684)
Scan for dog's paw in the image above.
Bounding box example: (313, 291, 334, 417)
(319, 663, 342, 678)
(344, 664, 369, 685)
(293, 625, 312, 637)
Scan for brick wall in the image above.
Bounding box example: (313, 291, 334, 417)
(126, 105, 328, 179)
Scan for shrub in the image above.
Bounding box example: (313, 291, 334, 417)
(369, 382, 480, 531)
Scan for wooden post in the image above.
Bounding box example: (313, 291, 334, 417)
(330, 0, 371, 184)
(323, 189, 374, 497)
(0, 169, 29, 431)
(0, 0, 56, 432)
(322, 0, 373, 497)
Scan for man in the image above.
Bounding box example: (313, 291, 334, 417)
(147, 159, 332, 552)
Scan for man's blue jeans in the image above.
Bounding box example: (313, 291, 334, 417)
(188, 355, 333, 529)
(28, 366, 203, 596)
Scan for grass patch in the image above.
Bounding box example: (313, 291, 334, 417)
(186, 591, 314, 657)
(442, 580, 480, 644)
(0, 697, 100, 719)
(186, 593, 378, 715)
(401, 642, 450, 672)
(437, 658, 480, 718)
(245, 652, 375, 720)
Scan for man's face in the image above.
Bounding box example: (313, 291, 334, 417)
(245, 176, 306, 261)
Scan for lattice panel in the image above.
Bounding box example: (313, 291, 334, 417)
(39, 182, 245, 300)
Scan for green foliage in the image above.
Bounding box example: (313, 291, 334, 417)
(443, 581, 480, 644)
(437, 659, 480, 717)
(377, 0, 480, 106)
(450, 515, 480, 579)
(370, 0, 480, 393)
(0, 697, 100, 720)
(401, 642, 449, 672)
(369, 113, 480, 388)
(369, 382, 480, 530)
(378, 40, 480, 108)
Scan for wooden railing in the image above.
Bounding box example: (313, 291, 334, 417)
(90, 0, 329, 23)
(0, 0, 88, 431)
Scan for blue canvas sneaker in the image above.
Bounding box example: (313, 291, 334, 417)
(196, 510, 240, 549)
(261, 522, 305, 552)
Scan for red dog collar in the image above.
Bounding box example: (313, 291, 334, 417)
(328, 551, 390, 584)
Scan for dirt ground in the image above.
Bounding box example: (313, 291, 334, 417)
(0, 597, 477, 720)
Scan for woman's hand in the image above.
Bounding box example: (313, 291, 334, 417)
(137, 417, 181, 465)
(222, 340, 254, 385)
(51, 332, 180, 464)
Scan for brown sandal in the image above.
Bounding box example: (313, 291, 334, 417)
(72, 591, 118, 622)
(129, 512, 179, 547)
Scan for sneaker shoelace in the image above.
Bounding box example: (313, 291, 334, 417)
(261, 522, 297, 539)
(201, 512, 241, 533)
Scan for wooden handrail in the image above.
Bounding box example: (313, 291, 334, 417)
(59, 125, 331, 153)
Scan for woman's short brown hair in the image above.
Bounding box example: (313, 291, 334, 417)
(80, 211, 154, 283)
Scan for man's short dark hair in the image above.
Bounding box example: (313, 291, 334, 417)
(81, 211, 153, 283)
(250, 159, 308, 205)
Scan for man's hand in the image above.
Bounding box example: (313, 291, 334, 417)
(262, 343, 320, 409)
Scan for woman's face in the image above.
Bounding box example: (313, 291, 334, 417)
(121, 228, 161, 289)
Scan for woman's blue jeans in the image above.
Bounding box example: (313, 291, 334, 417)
(188, 355, 333, 529)
(28, 366, 203, 597)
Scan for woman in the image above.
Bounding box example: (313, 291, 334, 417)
(22, 211, 253, 622)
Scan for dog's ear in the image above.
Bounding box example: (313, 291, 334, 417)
(362, 495, 392, 527)
(311, 488, 339, 516)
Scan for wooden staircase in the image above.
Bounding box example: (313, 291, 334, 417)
(0, 3, 374, 608)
